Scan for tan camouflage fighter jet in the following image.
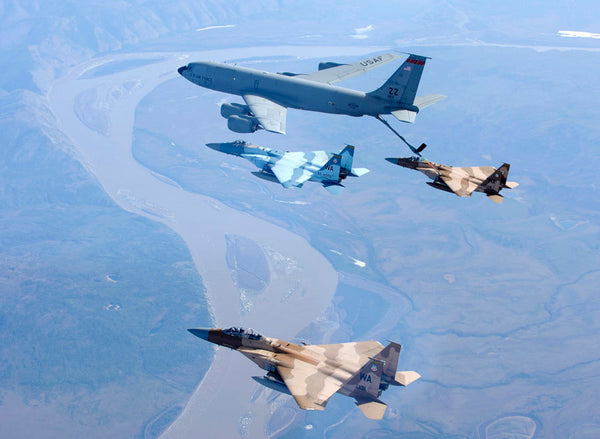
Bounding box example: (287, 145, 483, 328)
(188, 327, 420, 419)
(386, 156, 519, 203)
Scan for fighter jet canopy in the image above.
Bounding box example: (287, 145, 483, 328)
(222, 327, 264, 340)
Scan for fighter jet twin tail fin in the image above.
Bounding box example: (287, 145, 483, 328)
(340, 144, 370, 178)
(321, 145, 371, 194)
(347, 357, 388, 419)
(346, 342, 420, 420)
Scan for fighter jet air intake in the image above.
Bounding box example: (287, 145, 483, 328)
(188, 327, 420, 420)
(178, 53, 445, 134)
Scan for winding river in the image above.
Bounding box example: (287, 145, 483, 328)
(48, 45, 382, 439)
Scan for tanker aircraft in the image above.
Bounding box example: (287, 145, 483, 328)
(178, 52, 445, 135)
(206, 141, 369, 194)
(188, 327, 420, 420)
(386, 156, 519, 203)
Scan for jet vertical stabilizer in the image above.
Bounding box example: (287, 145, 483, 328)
(481, 163, 518, 201)
(346, 357, 388, 419)
(320, 153, 345, 193)
(497, 163, 519, 190)
(368, 54, 428, 106)
(339, 145, 370, 178)
(316, 153, 342, 183)
(368, 54, 446, 123)
(339, 145, 356, 172)
(496, 163, 510, 182)
(346, 357, 385, 399)
(480, 163, 509, 194)
(374, 342, 401, 379)
(494, 163, 519, 189)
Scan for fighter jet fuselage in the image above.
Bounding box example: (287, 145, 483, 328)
(188, 327, 420, 419)
(387, 156, 519, 203)
(206, 140, 369, 193)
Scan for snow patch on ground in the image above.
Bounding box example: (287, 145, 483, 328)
(558, 30, 600, 39)
(351, 258, 366, 268)
(196, 25, 236, 32)
(329, 250, 366, 267)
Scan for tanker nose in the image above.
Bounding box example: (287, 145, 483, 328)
(188, 328, 210, 340)
(177, 65, 188, 76)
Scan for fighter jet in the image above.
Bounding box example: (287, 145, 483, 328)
(178, 52, 445, 135)
(188, 327, 420, 419)
(386, 156, 519, 203)
(206, 141, 369, 194)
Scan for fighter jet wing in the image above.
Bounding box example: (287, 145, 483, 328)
(242, 94, 287, 134)
(305, 341, 384, 366)
(269, 152, 313, 188)
(297, 53, 402, 84)
(439, 170, 481, 197)
(276, 362, 346, 410)
(441, 166, 500, 197)
(275, 341, 385, 410)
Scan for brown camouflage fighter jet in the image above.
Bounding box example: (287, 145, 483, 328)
(188, 327, 420, 419)
(386, 156, 519, 203)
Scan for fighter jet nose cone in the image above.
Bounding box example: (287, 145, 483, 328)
(177, 65, 187, 76)
(188, 328, 210, 340)
(206, 143, 221, 151)
(387, 157, 416, 168)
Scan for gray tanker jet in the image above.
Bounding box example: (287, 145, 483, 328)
(188, 327, 420, 419)
(386, 156, 519, 203)
(206, 140, 369, 194)
(178, 53, 445, 134)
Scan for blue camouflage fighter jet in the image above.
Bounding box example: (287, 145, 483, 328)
(206, 141, 369, 194)
(179, 53, 445, 135)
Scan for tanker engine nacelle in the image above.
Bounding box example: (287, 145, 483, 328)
(227, 115, 260, 133)
(220, 102, 251, 119)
